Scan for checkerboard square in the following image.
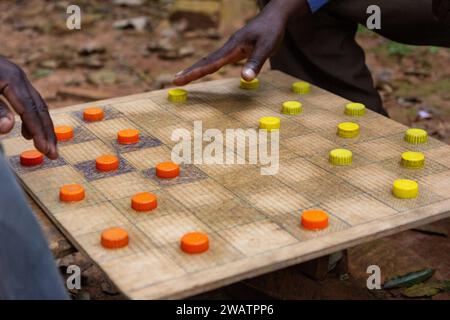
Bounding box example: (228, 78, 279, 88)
(136, 212, 212, 246)
(165, 179, 234, 208)
(91, 171, 159, 200)
(220, 220, 298, 256)
(321, 194, 397, 225)
(59, 140, 114, 164)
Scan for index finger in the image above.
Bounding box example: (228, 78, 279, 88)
(3, 80, 56, 159)
(26, 81, 58, 159)
(173, 40, 253, 86)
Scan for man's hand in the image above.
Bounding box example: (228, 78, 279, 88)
(433, 0, 450, 24)
(0, 58, 57, 159)
(173, 0, 310, 86)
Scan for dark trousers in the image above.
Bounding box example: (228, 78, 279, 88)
(259, 0, 450, 116)
(0, 150, 68, 299)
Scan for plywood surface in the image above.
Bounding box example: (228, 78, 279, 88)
(2, 70, 450, 299)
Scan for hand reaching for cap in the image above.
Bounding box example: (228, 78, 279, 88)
(173, 0, 311, 86)
(0, 57, 58, 159)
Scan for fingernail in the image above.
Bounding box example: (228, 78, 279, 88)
(242, 68, 256, 81)
(0, 117, 12, 133)
(175, 70, 184, 77)
(0, 118, 7, 132)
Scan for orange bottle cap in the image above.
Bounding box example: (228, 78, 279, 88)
(118, 129, 140, 145)
(96, 155, 119, 172)
(54, 125, 74, 141)
(301, 209, 329, 230)
(155, 161, 180, 179)
(180, 232, 209, 254)
(131, 192, 158, 212)
(101, 227, 129, 249)
(20, 150, 44, 166)
(83, 107, 104, 122)
(60, 184, 85, 202)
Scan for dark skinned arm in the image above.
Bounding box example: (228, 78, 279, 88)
(0, 57, 57, 159)
(173, 0, 311, 86)
(433, 0, 450, 25)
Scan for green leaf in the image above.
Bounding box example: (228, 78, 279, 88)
(383, 268, 435, 289)
(33, 69, 53, 79)
(402, 281, 450, 298)
(388, 42, 412, 56)
(428, 46, 439, 54)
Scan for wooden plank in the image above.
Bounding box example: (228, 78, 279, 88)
(2, 70, 450, 299)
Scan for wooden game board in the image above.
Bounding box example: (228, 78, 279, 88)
(2, 70, 450, 299)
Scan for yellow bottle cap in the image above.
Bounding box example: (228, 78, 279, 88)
(240, 78, 260, 90)
(401, 151, 425, 169)
(259, 116, 280, 131)
(392, 179, 419, 199)
(329, 148, 353, 166)
(282, 101, 302, 115)
(337, 122, 360, 138)
(292, 81, 311, 94)
(345, 103, 366, 116)
(168, 88, 187, 102)
(405, 128, 428, 144)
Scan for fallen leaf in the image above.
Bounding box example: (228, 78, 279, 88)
(33, 69, 53, 79)
(113, 17, 149, 32)
(78, 43, 106, 56)
(402, 281, 450, 298)
(87, 70, 118, 86)
(383, 268, 435, 289)
(113, 0, 143, 6)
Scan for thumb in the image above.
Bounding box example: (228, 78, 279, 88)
(0, 99, 15, 134)
(241, 41, 270, 81)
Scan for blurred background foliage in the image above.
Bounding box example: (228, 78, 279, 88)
(0, 0, 449, 142)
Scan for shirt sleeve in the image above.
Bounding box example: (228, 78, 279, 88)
(307, 0, 329, 13)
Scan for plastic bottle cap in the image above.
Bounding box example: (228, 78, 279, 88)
(59, 184, 85, 202)
(131, 192, 158, 212)
(345, 103, 366, 116)
(259, 116, 281, 131)
(329, 148, 353, 166)
(101, 227, 129, 249)
(301, 209, 329, 230)
(292, 81, 311, 94)
(392, 179, 419, 199)
(240, 78, 260, 90)
(282, 101, 302, 115)
(401, 151, 425, 169)
(96, 155, 119, 172)
(168, 88, 187, 102)
(180, 232, 209, 254)
(83, 107, 104, 122)
(54, 125, 74, 141)
(20, 150, 44, 166)
(155, 161, 180, 179)
(405, 128, 428, 144)
(118, 129, 140, 145)
(337, 122, 360, 138)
